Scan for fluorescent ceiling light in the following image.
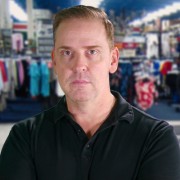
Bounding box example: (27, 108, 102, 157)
(10, 0, 27, 21)
(80, 0, 103, 8)
(129, 2, 180, 26)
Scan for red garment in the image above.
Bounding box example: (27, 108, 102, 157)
(0, 61, 8, 83)
(135, 79, 158, 110)
(160, 61, 172, 75)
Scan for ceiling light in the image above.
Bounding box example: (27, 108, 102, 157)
(80, 0, 103, 8)
(129, 1, 180, 26)
(10, 0, 27, 21)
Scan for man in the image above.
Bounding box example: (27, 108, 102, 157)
(0, 5, 180, 180)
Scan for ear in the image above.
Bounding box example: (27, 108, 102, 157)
(51, 48, 57, 74)
(51, 48, 56, 65)
(109, 47, 119, 74)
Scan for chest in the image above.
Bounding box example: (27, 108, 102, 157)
(33, 123, 147, 180)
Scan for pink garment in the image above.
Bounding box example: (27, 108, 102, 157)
(18, 61, 24, 86)
(135, 79, 158, 110)
(12, 33, 24, 52)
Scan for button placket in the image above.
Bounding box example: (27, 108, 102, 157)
(77, 129, 81, 135)
(81, 142, 93, 161)
(86, 144, 91, 149)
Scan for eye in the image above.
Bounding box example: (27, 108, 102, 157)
(60, 50, 72, 57)
(87, 49, 98, 55)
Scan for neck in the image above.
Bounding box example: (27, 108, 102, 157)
(66, 93, 116, 138)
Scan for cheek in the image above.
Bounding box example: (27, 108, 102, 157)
(54, 63, 64, 79)
(56, 67, 72, 83)
(92, 64, 109, 79)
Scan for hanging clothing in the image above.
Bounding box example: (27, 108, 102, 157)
(0, 61, 8, 83)
(13, 60, 18, 88)
(135, 77, 158, 110)
(146, 33, 159, 58)
(56, 81, 64, 97)
(40, 61, 50, 97)
(161, 33, 170, 57)
(12, 33, 24, 53)
(0, 60, 9, 93)
(119, 62, 134, 103)
(29, 61, 40, 97)
(29, 60, 50, 98)
(0, 71, 3, 93)
(18, 60, 25, 86)
(153, 60, 161, 76)
(160, 60, 172, 75)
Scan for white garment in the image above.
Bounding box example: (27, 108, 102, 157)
(146, 33, 159, 58)
(161, 33, 170, 57)
(56, 80, 64, 97)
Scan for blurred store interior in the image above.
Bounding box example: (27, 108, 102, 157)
(0, 0, 180, 150)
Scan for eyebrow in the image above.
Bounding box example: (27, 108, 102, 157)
(85, 45, 102, 49)
(57, 46, 72, 50)
(57, 45, 102, 50)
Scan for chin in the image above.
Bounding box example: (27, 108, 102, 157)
(69, 91, 93, 102)
(73, 94, 91, 102)
(74, 98, 90, 103)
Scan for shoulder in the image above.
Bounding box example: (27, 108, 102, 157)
(7, 110, 48, 147)
(131, 106, 178, 149)
(132, 106, 171, 130)
(11, 96, 67, 134)
(9, 101, 61, 139)
(131, 108, 180, 179)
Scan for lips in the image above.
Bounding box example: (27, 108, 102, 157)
(72, 80, 90, 84)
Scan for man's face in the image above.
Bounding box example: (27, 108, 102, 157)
(52, 18, 119, 103)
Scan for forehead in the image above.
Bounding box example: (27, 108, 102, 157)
(54, 18, 108, 46)
(57, 18, 104, 32)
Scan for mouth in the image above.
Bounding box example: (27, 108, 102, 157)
(72, 80, 90, 85)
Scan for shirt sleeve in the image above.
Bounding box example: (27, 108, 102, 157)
(0, 123, 37, 180)
(137, 122, 180, 180)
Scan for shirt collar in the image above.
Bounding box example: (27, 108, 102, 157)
(52, 91, 134, 124)
(112, 91, 134, 124)
(53, 97, 69, 123)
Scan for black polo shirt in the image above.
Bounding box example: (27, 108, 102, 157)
(0, 91, 180, 180)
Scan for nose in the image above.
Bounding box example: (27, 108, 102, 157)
(72, 53, 87, 73)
